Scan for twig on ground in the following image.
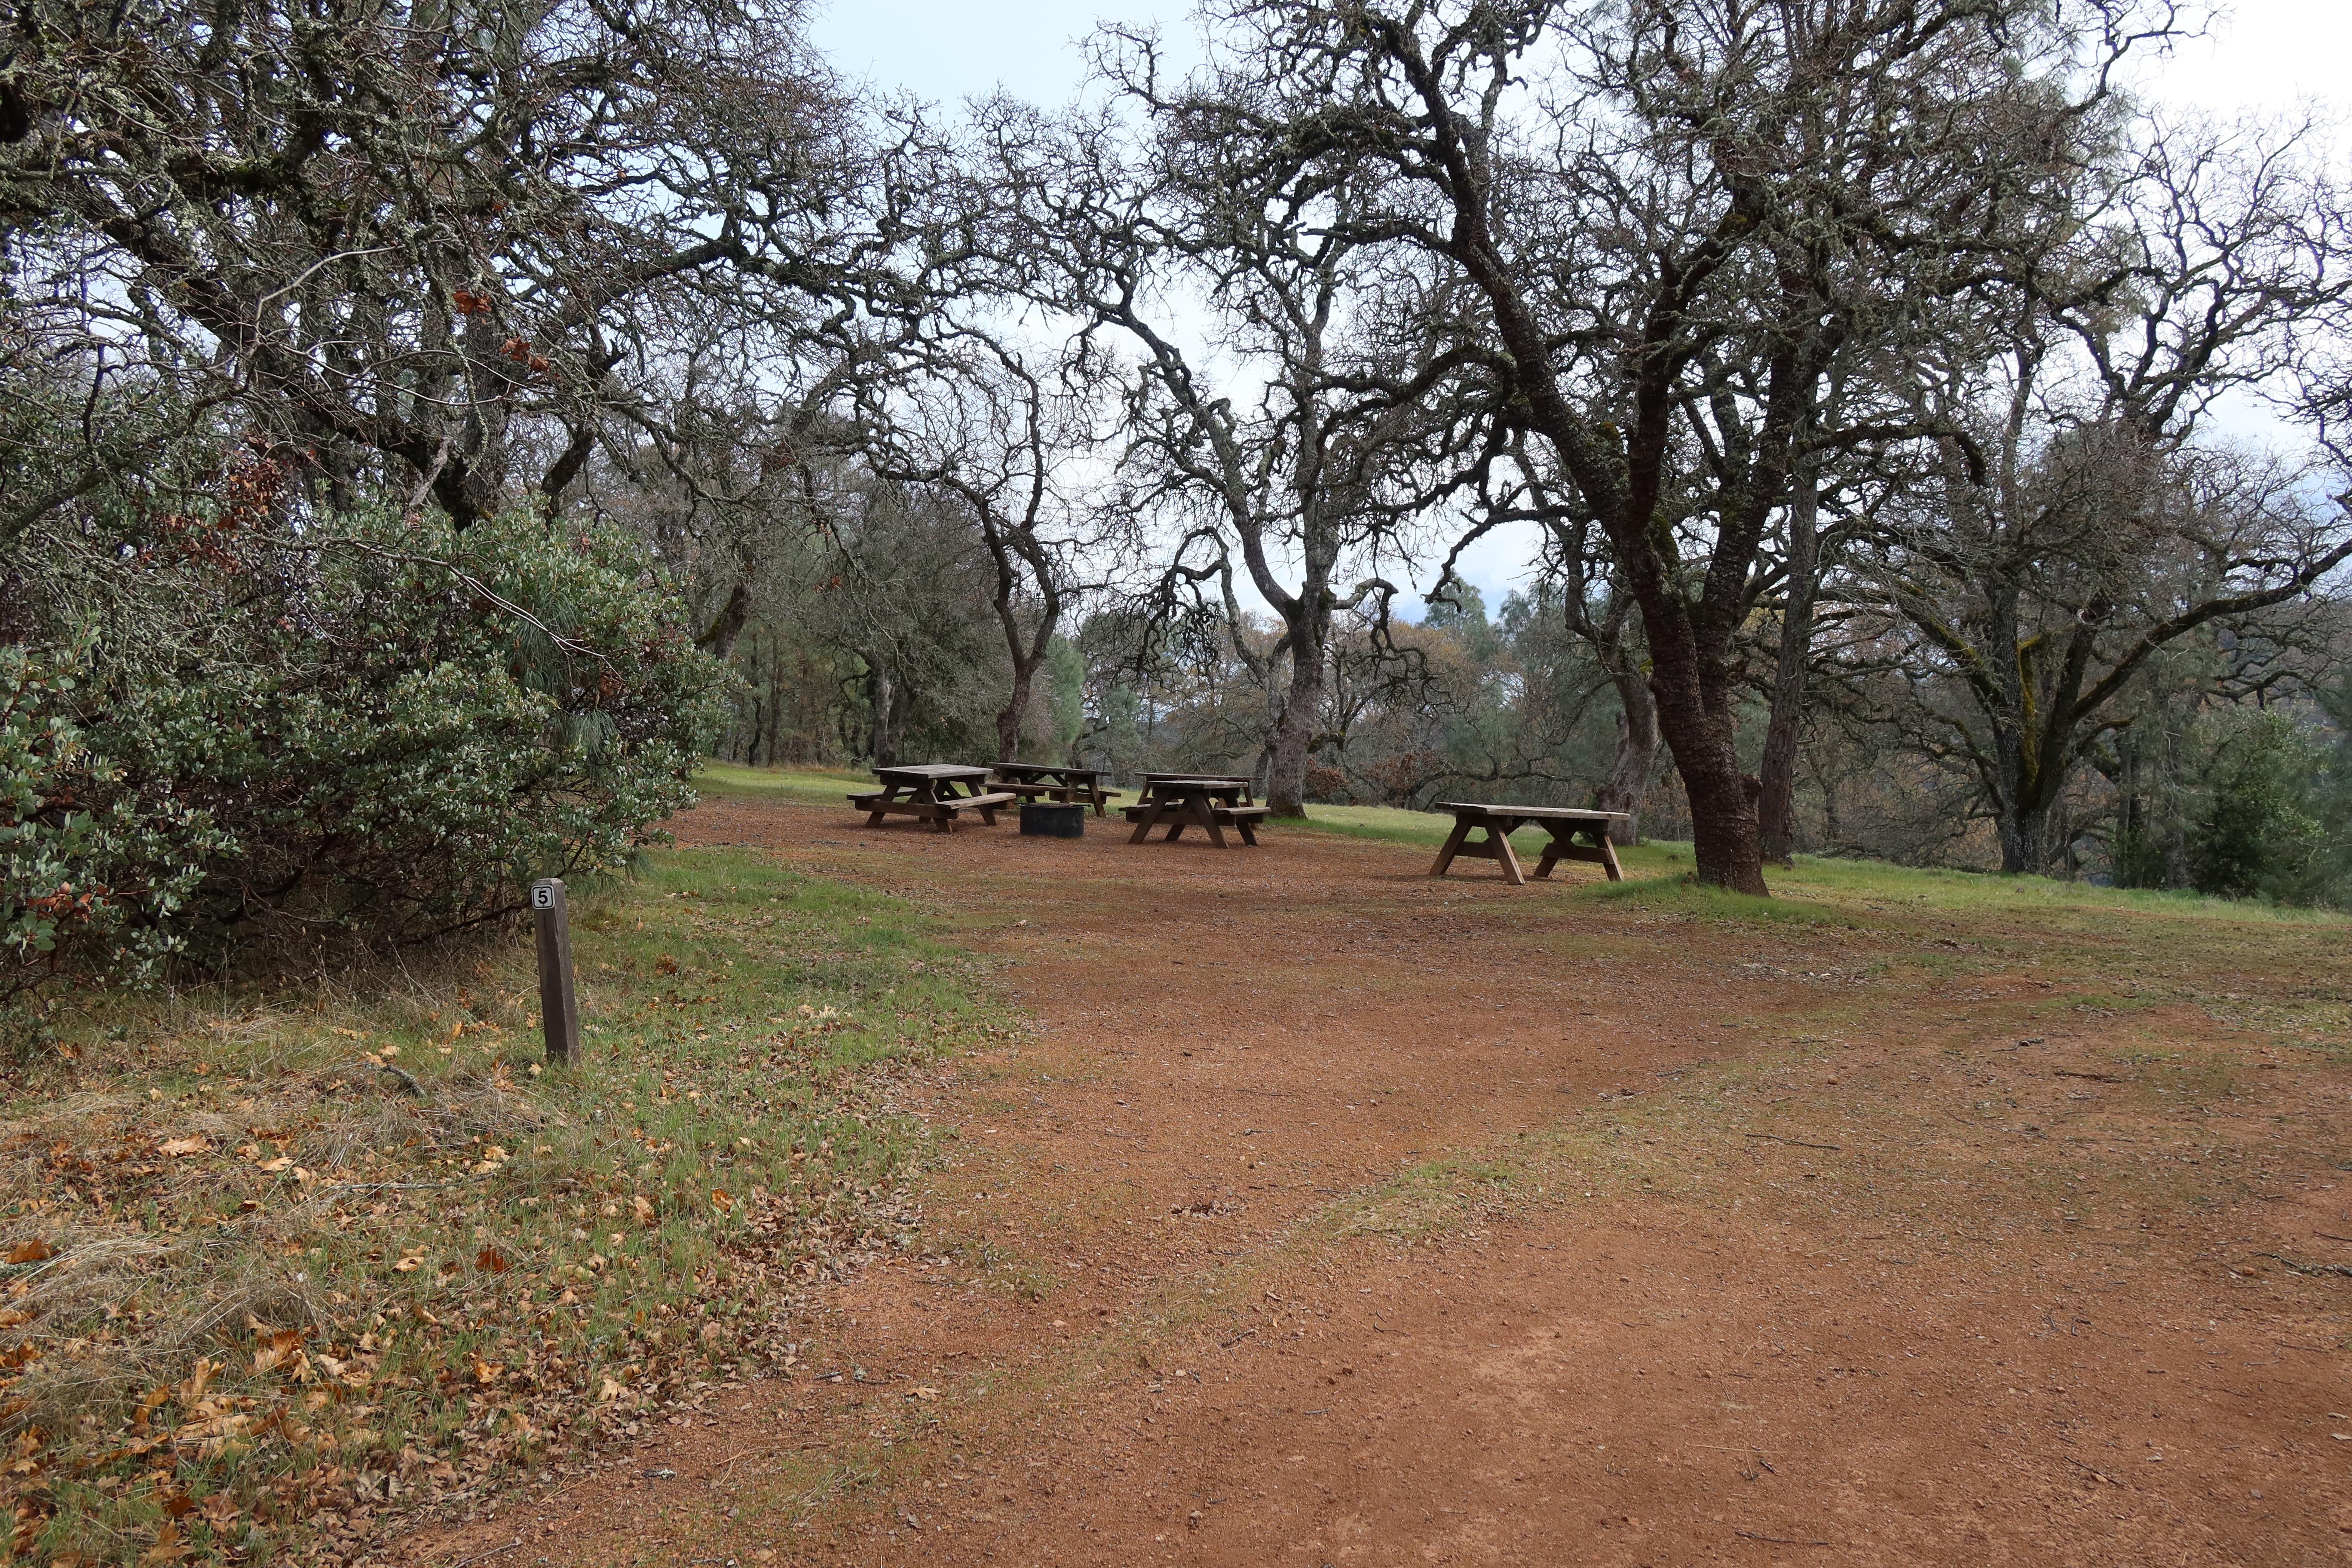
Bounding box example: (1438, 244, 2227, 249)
(371, 1062, 425, 1097)
(1733, 1528, 1831, 1546)
(2054, 1069, 2122, 1083)
(2065, 1455, 2122, 1487)
(442, 1538, 523, 1568)
(1742, 1133, 1841, 1152)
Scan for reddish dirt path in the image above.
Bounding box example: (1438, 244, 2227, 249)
(419, 797, 2352, 1567)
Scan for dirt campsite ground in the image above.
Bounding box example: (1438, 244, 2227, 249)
(415, 790, 2352, 1567)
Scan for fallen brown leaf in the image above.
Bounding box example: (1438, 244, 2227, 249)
(251, 1329, 304, 1375)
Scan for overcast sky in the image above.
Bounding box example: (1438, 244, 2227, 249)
(809, 1, 2351, 616)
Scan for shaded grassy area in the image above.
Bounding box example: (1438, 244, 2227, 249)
(695, 761, 870, 809)
(0, 846, 1014, 1566)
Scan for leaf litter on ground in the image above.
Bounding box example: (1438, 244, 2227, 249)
(0, 848, 1020, 1566)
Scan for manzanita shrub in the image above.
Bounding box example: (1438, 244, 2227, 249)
(0, 639, 224, 1007)
(3, 475, 730, 1007)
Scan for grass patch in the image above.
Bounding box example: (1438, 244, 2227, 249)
(1295, 802, 1678, 866)
(1298, 800, 2349, 934)
(0, 848, 1013, 1566)
(1580, 876, 1856, 928)
(693, 761, 870, 809)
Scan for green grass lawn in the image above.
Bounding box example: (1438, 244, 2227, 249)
(695, 760, 871, 808)
(1294, 798, 2341, 926)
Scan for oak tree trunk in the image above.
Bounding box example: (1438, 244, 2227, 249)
(1593, 666, 1663, 846)
(1757, 463, 1820, 864)
(867, 662, 903, 769)
(1997, 795, 2066, 876)
(1265, 633, 1323, 818)
(995, 665, 1034, 765)
(1643, 612, 1769, 894)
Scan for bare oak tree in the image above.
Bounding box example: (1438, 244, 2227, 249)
(1158, 0, 2158, 890)
(971, 92, 1493, 814)
(1870, 117, 2352, 871)
(856, 333, 1125, 762)
(1, 0, 922, 530)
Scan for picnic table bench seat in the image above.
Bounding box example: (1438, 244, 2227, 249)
(848, 787, 1017, 830)
(1119, 801, 1270, 822)
(1001, 779, 1127, 806)
(1119, 804, 1270, 818)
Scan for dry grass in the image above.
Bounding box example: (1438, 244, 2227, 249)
(0, 847, 1017, 1566)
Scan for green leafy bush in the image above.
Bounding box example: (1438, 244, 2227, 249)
(0, 640, 225, 1005)
(2185, 710, 2330, 903)
(3, 471, 730, 1004)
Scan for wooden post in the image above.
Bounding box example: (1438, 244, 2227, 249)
(531, 878, 579, 1066)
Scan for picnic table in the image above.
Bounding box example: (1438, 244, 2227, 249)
(1123, 774, 1270, 848)
(1428, 802, 1629, 886)
(990, 761, 1125, 817)
(847, 763, 1017, 833)
(1135, 771, 1257, 801)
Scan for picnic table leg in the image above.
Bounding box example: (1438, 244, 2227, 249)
(1196, 794, 1228, 849)
(1591, 825, 1624, 882)
(951, 781, 1004, 829)
(1429, 815, 1473, 877)
(1533, 824, 1565, 879)
(1128, 799, 1167, 845)
(1488, 823, 1526, 886)
(1236, 815, 1259, 846)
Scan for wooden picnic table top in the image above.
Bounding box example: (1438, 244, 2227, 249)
(1435, 802, 1631, 822)
(992, 762, 1109, 781)
(873, 763, 992, 783)
(1139, 773, 1253, 788)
